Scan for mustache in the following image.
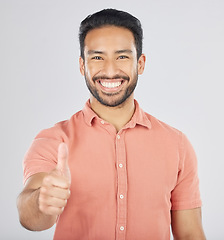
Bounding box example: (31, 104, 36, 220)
(92, 74, 129, 82)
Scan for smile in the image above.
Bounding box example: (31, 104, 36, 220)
(99, 80, 123, 89)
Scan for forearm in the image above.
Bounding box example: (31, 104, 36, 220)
(173, 234, 206, 240)
(17, 188, 57, 231)
(171, 208, 206, 240)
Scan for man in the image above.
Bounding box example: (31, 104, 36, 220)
(17, 9, 206, 240)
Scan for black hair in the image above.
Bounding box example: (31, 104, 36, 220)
(79, 8, 143, 59)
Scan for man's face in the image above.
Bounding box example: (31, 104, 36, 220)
(79, 26, 145, 107)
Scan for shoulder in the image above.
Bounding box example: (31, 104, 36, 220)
(144, 111, 182, 138)
(35, 110, 83, 141)
(144, 112, 197, 166)
(142, 111, 196, 156)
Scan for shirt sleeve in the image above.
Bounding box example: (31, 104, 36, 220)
(23, 126, 64, 184)
(171, 132, 202, 210)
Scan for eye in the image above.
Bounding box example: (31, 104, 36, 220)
(92, 56, 103, 60)
(118, 55, 128, 60)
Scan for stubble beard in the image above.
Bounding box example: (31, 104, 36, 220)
(84, 73, 138, 108)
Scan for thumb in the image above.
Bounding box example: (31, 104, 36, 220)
(56, 142, 71, 183)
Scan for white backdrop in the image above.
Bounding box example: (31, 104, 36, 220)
(1, 0, 224, 239)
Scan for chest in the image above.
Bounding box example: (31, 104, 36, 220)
(67, 127, 179, 199)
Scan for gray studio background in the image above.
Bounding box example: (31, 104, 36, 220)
(1, 0, 224, 239)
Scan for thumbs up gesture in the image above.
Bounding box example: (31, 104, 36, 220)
(38, 143, 71, 216)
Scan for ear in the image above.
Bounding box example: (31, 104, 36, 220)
(79, 56, 85, 76)
(137, 54, 146, 75)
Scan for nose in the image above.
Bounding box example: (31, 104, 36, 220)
(102, 59, 119, 78)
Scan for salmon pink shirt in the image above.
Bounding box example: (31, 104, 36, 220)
(23, 100, 202, 240)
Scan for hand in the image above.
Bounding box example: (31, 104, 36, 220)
(38, 143, 71, 216)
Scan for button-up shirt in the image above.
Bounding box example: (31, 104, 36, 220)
(23, 100, 201, 240)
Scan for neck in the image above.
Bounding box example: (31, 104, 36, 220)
(90, 95, 135, 132)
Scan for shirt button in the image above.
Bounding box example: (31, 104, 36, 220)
(120, 194, 124, 199)
(119, 163, 123, 168)
(117, 135, 120, 139)
(100, 120, 104, 124)
(120, 226, 125, 231)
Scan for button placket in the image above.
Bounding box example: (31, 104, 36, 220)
(115, 132, 127, 240)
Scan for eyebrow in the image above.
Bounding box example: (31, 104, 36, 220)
(87, 50, 104, 55)
(87, 49, 133, 55)
(115, 49, 133, 54)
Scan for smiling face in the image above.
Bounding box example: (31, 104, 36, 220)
(79, 26, 145, 107)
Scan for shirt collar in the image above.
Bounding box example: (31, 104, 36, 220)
(82, 100, 97, 126)
(127, 100, 151, 129)
(82, 99, 151, 129)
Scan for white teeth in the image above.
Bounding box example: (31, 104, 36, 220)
(100, 81, 122, 88)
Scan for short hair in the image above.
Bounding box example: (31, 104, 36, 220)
(79, 8, 143, 59)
